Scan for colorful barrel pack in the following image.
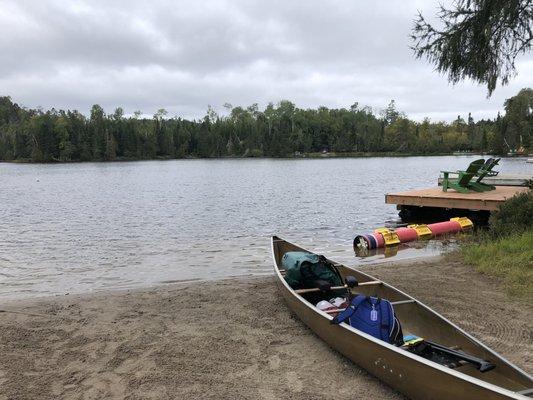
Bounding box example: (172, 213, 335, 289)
(353, 217, 473, 250)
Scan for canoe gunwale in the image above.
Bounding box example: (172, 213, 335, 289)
(271, 236, 532, 400)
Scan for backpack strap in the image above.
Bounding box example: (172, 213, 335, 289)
(320, 256, 343, 285)
(388, 302, 397, 341)
(330, 295, 367, 325)
(379, 300, 391, 341)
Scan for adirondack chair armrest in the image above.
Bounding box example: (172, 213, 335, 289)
(441, 170, 462, 178)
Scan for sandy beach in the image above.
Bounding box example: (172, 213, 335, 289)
(0, 256, 531, 400)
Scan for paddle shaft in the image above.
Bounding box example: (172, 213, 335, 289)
(294, 280, 381, 294)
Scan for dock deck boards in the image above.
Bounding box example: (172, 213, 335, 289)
(386, 186, 529, 211)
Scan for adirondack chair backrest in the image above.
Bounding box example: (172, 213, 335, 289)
(476, 158, 500, 182)
(466, 159, 486, 172)
(482, 158, 494, 169)
(484, 157, 500, 172)
(457, 159, 485, 186)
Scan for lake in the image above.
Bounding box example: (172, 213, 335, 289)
(1, 156, 531, 299)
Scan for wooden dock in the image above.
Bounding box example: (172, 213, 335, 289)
(386, 186, 529, 211)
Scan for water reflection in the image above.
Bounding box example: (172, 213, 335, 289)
(353, 237, 462, 263)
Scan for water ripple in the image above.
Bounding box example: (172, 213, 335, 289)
(0, 156, 530, 300)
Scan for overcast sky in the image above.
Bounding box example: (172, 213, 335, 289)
(1, 0, 531, 122)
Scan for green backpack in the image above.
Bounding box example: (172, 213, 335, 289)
(281, 251, 343, 289)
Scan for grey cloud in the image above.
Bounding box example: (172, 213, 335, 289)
(0, 0, 531, 121)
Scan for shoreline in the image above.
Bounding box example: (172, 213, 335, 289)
(0, 152, 492, 165)
(0, 255, 446, 305)
(0, 256, 530, 399)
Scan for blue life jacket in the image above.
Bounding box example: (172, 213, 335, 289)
(331, 295, 403, 345)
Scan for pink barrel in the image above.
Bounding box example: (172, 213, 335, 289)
(353, 234, 376, 249)
(355, 219, 468, 251)
(395, 227, 419, 243)
(353, 232, 387, 249)
(428, 220, 462, 236)
(372, 232, 385, 248)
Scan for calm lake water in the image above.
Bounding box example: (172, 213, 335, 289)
(1, 156, 531, 300)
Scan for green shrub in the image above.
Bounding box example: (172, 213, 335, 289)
(489, 190, 533, 237)
(248, 148, 264, 157)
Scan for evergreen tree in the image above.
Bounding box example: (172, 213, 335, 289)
(412, 0, 532, 95)
(0, 89, 530, 162)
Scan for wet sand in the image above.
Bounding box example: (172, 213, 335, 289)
(0, 257, 531, 400)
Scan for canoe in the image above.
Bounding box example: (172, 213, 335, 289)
(271, 236, 532, 399)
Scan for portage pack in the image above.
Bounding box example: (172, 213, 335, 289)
(331, 295, 403, 346)
(281, 251, 342, 290)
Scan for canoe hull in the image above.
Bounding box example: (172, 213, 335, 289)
(273, 237, 531, 400)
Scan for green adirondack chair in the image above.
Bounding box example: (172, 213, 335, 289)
(441, 159, 486, 193)
(469, 158, 500, 192)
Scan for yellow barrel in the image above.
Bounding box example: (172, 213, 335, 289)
(374, 228, 401, 246)
(450, 217, 474, 230)
(407, 224, 433, 238)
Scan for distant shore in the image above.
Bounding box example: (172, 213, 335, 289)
(0, 256, 530, 399)
(1, 151, 495, 165)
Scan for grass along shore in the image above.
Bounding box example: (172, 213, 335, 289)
(460, 189, 532, 302)
(461, 230, 533, 300)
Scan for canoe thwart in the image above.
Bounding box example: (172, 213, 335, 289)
(390, 299, 416, 306)
(357, 280, 382, 286)
(324, 300, 413, 315)
(325, 308, 344, 314)
(294, 280, 382, 294)
(517, 388, 533, 396)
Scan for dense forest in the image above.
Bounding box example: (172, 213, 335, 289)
(0, 88, 531, 162)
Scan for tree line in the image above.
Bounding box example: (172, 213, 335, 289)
(0, 88, 531, 162)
